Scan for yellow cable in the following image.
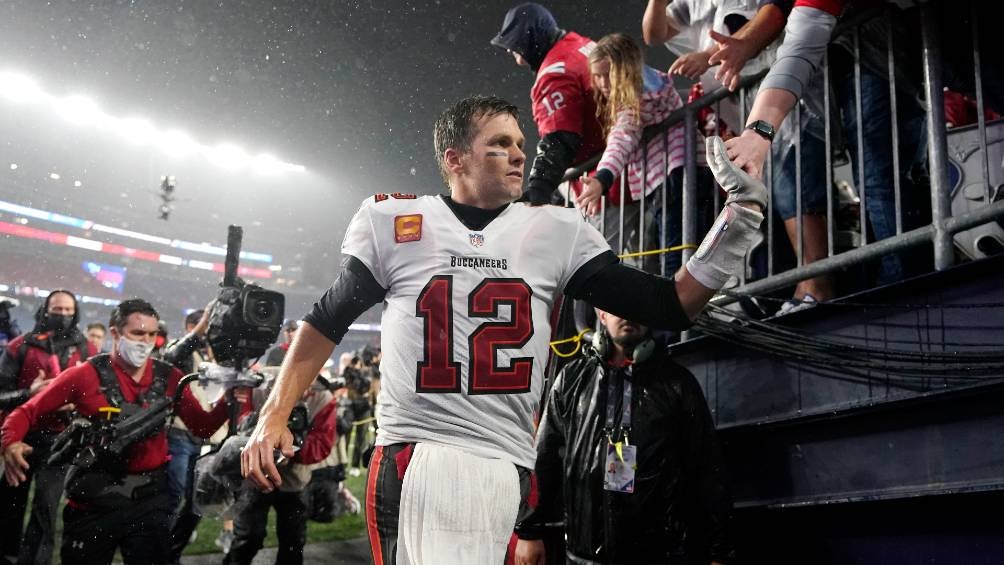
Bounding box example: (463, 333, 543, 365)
(617, 243, 698, 260)
(351, 416, 377, 427)
(549, 328, 591, 358)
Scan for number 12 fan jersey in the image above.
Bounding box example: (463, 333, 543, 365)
(341, 194, 609, 468)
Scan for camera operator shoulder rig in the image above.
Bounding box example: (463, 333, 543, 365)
(92, 353, 172, 414)
(48, 354, 183, 501)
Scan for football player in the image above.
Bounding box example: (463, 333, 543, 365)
(241, 95, 765, 565)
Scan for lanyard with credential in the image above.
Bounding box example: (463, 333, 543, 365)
(604, 370, 633, 462)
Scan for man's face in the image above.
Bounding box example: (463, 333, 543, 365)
(455, 112, 526, 205)
(285, 328, 297, 344)
(47, 293, 75, 317)
(111, 313, 160, 346)
(590, 58, 612, 98)
(509, 50, 527, 67)
(86, 328, 105, 348)
(597, 310, 647, 348)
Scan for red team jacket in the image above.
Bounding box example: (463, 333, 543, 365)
(2, 358, 229, 473)
(530, 32, 630, 206)
(2, 334, 98, 434)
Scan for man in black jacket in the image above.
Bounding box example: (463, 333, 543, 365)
(0, 290, 96, 565)
(514, 309, 734, 565)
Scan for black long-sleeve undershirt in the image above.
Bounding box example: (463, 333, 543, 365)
(302, 256, 388, 344)
(564, 250, 692, 331)
(303, 249, 690, 345)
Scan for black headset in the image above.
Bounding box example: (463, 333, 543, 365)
(589, 326, 656, 364)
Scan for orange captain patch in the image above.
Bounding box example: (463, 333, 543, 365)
(394, 214, 423, 243)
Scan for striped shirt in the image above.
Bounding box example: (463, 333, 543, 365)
(596, 67, 707, 201)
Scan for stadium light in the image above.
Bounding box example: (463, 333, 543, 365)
(158, 129, 196, 157)
(251, 153, 285, 176)
(116, 116, 157, 146)
(0, 68, 306, 174)
(56, 94, 106, 127)
(0, 72, 45, 104)
(205, 143, 249, 171)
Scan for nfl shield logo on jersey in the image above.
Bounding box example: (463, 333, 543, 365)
(469, 233, 485, 247)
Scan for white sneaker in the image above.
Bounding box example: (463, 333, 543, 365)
(348, 467, 362, 477)
(215, 530, 234, 554)
(779, 293, 819, 314)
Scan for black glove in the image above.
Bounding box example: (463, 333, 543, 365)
(525, 130, 582, 205)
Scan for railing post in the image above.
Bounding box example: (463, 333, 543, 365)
(854, 27, 867, 248)
(824, 52, 835, 256)
(887, 8, 903, 235)
(618, 175, 626, 256)
(971, 1, 991, 204)
(683, 109, 698, 264)
(920, 0, 954, 271)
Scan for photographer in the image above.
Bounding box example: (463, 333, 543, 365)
(225, 374, 339, 565)
(0, 290, 96, 565)
(264, 320, 298, 367)
(0, 297, 21, 346)
(161, 307, 217, 512)
(85, 323, 107, 354)
(1, 298, 240, 565)
(160, 305, 230, 563)
(343, 350, 375, 473)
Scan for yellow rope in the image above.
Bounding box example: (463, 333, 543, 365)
(351, 416, 377, 427)
(549, 328, 591, 358)
(617, 243, 698, 260)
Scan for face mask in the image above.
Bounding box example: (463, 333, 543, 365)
(45, 313, 74, 333)
(117, 336, 155, 368)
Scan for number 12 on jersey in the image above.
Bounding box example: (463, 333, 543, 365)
(415, 275, 534, 395)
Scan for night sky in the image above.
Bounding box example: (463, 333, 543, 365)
(0, 1, 678, 288)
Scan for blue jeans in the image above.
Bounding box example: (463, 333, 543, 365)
(837, 68, 928, 284)
(772, 130, 828, 221)
(167, 428, 203, 522)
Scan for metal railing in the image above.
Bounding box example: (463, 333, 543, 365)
(560, 1, 1004, 319)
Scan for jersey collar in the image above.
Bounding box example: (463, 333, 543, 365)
(439, 195, 510, 232)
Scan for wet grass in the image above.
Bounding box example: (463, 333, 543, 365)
(29, 465, 367, 562)
(184, 471, 367, 555)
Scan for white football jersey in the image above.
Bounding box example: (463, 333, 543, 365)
(341, 194, 610, 468)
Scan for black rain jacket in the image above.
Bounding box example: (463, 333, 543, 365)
(517, 345, 735, 564)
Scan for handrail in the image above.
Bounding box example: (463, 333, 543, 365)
(560, 69, 768, 182)
(556, 3, 1001, 329)
(711, 199, 1004, 307)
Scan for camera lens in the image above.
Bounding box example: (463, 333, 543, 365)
(252, 299, 275, 323)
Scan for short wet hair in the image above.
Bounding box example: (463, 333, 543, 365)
(433, 95, 520, 184)
(109, 298, 160, 330)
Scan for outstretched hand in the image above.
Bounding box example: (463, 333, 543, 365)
(575, 176, 604, 217)
(706, 136, 768, 212)
(719, 128, 771, 183)
(707, 30, 757, 92)
(669, 50, 712, 81)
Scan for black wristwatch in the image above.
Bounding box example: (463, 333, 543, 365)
(745, 120, 775, 142)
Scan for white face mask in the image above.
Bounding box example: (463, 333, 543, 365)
(117, 336, 155, 368)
